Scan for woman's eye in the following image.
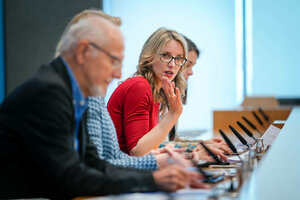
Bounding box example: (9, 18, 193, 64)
(176, 57, 183, 61)
(162, 53, 170, 58)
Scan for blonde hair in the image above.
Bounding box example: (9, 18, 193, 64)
(54, 9, 121, 57)
(135, 27, 187, 113)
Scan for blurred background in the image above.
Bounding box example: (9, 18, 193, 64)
(1, 0, 299, 133)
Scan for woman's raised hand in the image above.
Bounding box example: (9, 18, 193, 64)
(161, 77, 183, 116)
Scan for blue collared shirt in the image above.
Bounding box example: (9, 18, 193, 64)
(62, 57, 88, 151)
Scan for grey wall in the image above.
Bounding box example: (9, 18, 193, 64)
(5, 0, 102, 94)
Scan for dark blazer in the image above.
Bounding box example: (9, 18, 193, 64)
(0, 57, 157, 199)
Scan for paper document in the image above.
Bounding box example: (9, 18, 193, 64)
(227, 150, 251, 162)
(261, 125, 281, 146)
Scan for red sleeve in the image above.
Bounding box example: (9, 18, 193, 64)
(123, 81, 153, 152)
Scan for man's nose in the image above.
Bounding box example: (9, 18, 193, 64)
(113, 68, 122, 79)
(188, 68, 193, 76)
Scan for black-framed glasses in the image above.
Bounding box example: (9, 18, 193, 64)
(89, 42, 122, 68)
(158, 52, 187, 66)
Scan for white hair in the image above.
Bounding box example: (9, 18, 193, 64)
(59, 17, 107, 55)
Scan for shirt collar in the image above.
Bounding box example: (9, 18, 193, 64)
(61, 57, 88, 109)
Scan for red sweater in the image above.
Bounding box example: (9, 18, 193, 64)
(107, 76, 160, 154)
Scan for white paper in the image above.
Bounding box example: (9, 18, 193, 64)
(261, 125, 281, 146)
(227, 150, 251, 162)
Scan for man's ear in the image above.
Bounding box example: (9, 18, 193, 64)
(75, 41, 89, 65)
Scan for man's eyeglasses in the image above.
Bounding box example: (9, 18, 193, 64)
(158, 52, 187, 67)
(89, 42, 122, 69)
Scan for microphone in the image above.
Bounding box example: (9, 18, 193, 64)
(191, 160, 211, 179)
(197, 142, 230, 167)
(191, 159, 225, 183)
(219, 129, 242, 162)
(200, 142, 221, 163)
(258, 107, 270, 122)
(236, 121, 257, 142)
(169, 125, 176, 141)
(229, 125, 250, 149)
(252, 111, 264, 127)
(242, 116, 263, 136)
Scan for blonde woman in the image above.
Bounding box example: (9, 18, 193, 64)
(108, 29, 230, 160)
(108, 28, 188, 156)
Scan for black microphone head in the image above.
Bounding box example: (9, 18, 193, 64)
(236, 121, 253, 137)
(258, 107, 270, 122)
(199, 142, 221, 163)
(228, 125, 248, 146)
(191, 160, 210, 179)
(252, 111, 263, 126)
(242, 116, 257, 130)
(219, 129, 237, 154)
(169, 126, 176, 141)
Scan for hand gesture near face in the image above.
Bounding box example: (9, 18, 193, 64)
(161, 77, 183, 116)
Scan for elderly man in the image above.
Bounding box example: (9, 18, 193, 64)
(0, 16, 203, 199)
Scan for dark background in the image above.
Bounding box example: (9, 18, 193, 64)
(5, 0, 102, 94)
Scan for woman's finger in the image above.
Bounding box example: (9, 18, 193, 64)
(175, 87, 180, 99)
